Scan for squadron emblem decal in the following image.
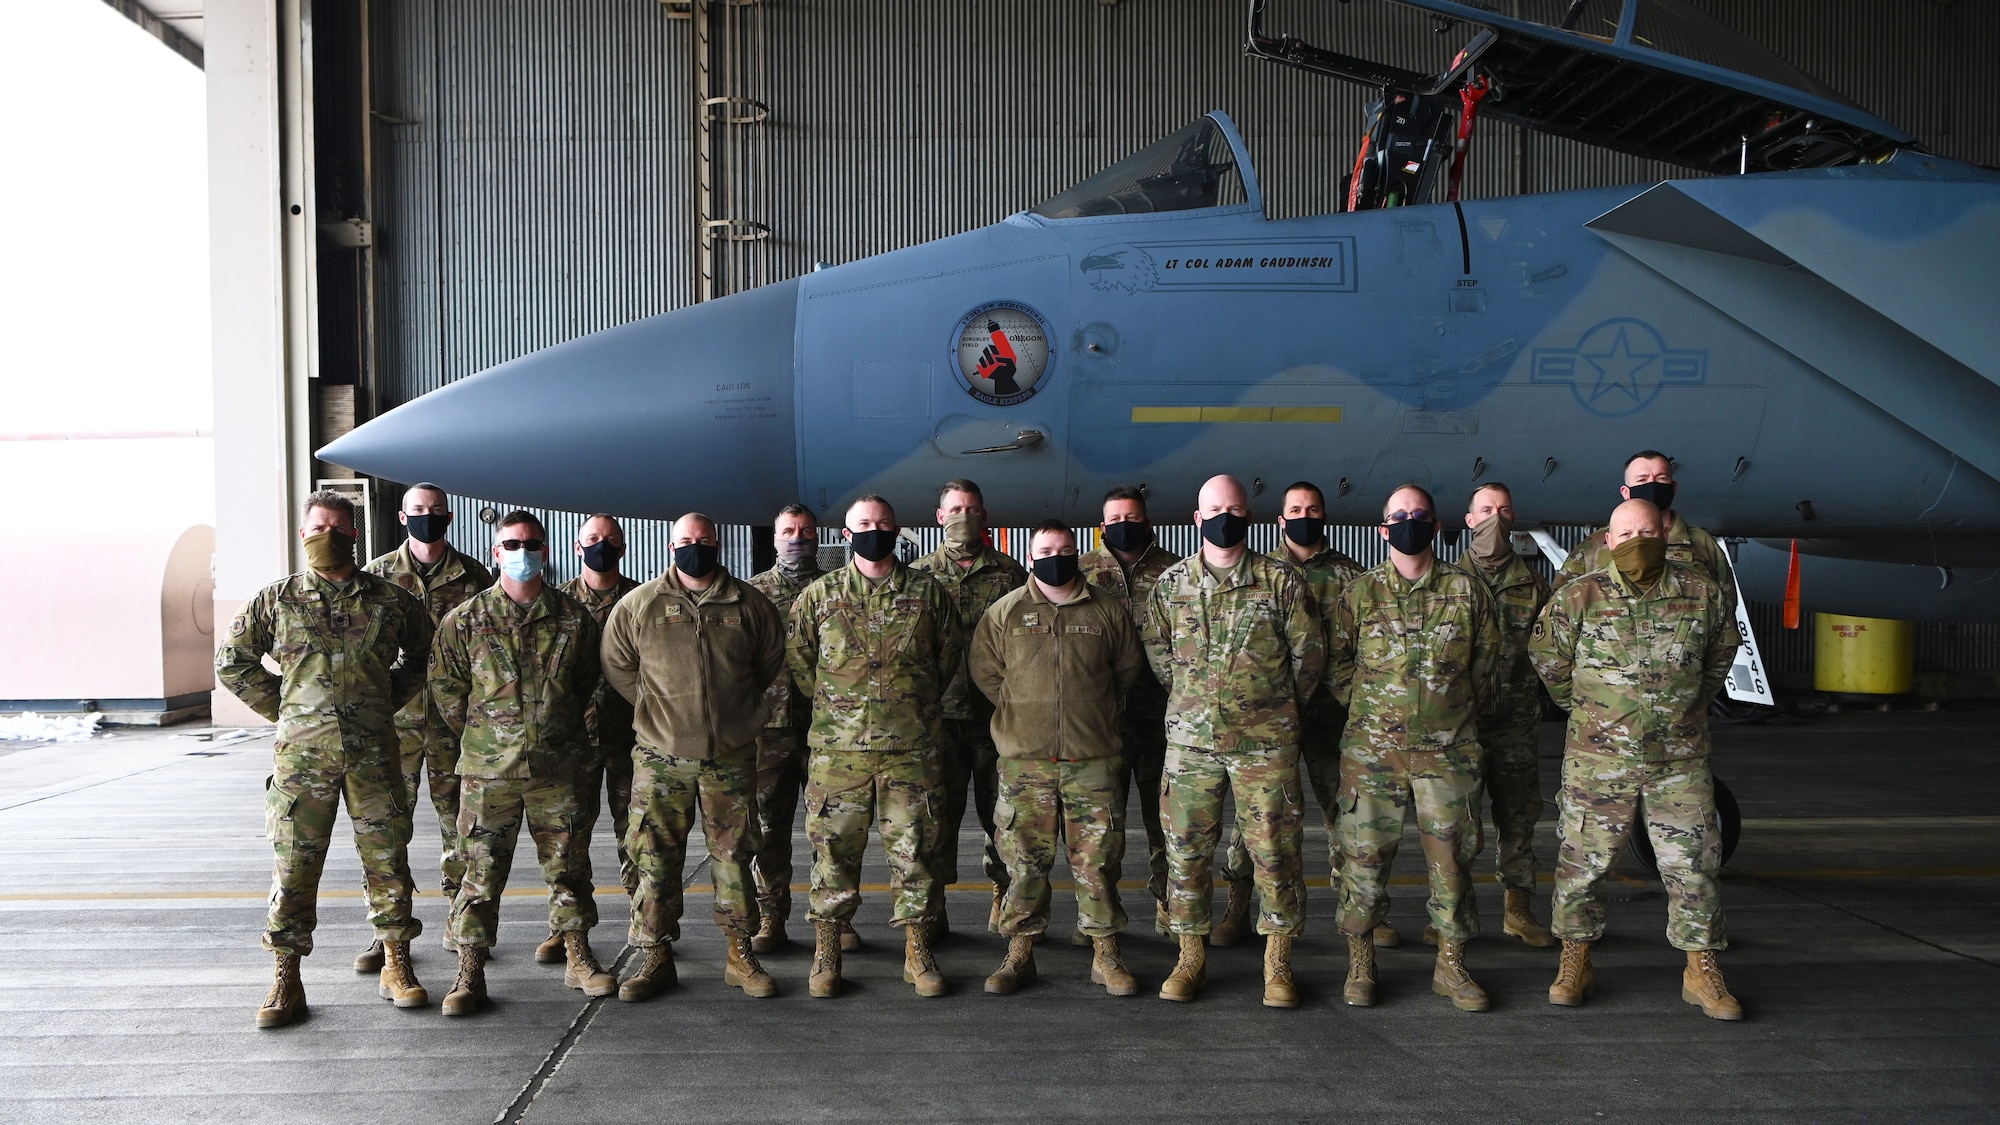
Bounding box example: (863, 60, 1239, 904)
(952, 301, 1053, 407)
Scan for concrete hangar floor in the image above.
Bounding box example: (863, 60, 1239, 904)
(1, 709, 1994, 1124)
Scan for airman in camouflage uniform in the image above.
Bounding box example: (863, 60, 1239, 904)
(1462, 482, 1556, 947)
(363, 483, 492, 958)
(788, 495, 964, 998)
(1214, 481, 1372, 947)
(429, 511, 610, 1015)
(745, 503, 824, 953)
(969, 522, 1146, 997)
(911, 479, 1026, 936)
(544, 514, 642, 968)
(1142, 475, 1323, 1007)
(1554, 450, 1737, 608)
(1077, 486, 1179, 937)
(216, 489, 432, 1028)
(601, 513, 788, 1002)
(1327, 484, 1500, 1012)
(1530, 498, 1745, 1020)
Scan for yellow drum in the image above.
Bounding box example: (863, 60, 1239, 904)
(1813, 613, 1915, 695)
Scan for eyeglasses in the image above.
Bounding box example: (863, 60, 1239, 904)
(1382, 510, 1433, 525)
(500, 539, 546, 552)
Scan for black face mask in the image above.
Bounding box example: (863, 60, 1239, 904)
(581, 540, 622, 573)
(673, 543, 719, 579)
(1385, 518, 1437, 556)
(1627, 480, 1676, 513)
(1282, 516, 1325, 548)
(405, 513, 450, 545)
(1102, 521, 1151, 554)
(848, 528, 898, 563)
(1031, 554, 1080, 588)
(1200, 512, 1249, 549)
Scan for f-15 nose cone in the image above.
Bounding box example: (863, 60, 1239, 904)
(319, 279, 800, 522)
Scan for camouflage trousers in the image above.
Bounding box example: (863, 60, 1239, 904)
(804, 745, 940, 929)
(1552, 748, 1726, 951)
(993, 756, 1128, 938)
(397, 723, 465, 899)
(450, 775, 598, 949)
(1117, 705, 1169, 906)
(1481, 711, 1544, 893)
(1162, 742, 1305, 937)
(752, 726, 808, 922)
(627, 743, 761, 947)
(573, 743, 637, 898)
(933, 717, 1006, 891)
(263, 743, 420, 957)
(1337, 740, 1484, 942)
(1221, 700, 1342, 885)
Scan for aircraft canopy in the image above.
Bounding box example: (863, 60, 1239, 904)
(1032, 117, 1251, 220)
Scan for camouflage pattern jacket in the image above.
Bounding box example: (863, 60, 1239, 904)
(1529, 560, 1740, 763)
(429, 583, 601, 779)
(560, 573, 642, 757)
(1467, 551, 1553, 731)
(911, 544, 1027, 722)
(748, 563, 820, 730)
(365, 540, 494, 743)
(1557, 511, 1737, 609)
(787, 560, 964, 755)
(1267, 543, 1365, 720)
(969, 579, 1145, 761)
(601, 567, 787, 760)
(1141, 551, 1325, 753)
(1078, 540, 1180, 715)
(215, 570, 432, 756)
(1327, 558, 1502, 755)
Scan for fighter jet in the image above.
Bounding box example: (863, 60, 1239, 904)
(320, 0, 2000, 624)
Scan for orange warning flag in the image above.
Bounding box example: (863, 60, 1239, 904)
(1782, 539, 1802, 629)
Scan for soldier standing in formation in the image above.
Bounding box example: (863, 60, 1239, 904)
(1556, 450, 1737, 607)
(788, 496, 964, 997)
(1531, 498, 1745, 1019)
(428, 511, 612, 1015)
(1077, 486, 1178, 936)
(362, 482, 492, 965)
(1328, 484, 1500, 1012)
(745, 503, 828, 953)
(600, 513, 788, 1001)
(540, 514, 642, 967)
(912, 479, 1027, 937)
(969, 521, 1145, 997)
(1459, 482, 1557, 947)
(217, 489, 433, 1028)
(1143, 475, 1323, 1007)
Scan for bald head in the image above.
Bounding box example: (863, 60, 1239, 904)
(1195, 475, 1251, 520)
(671, 512, 718, 546)
(845, 496, 897, 532)
(1605, 499, 1662, 547)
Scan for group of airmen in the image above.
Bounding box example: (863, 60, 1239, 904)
(217, 450, 1747, 1028)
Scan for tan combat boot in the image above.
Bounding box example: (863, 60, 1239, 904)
(563, 931, 617, 997)
(838, 920, 862, 953)
(983, 934, 1038, 995)
(534, 929, 566, 964)
(256, 951, 306, 1028)
(1158, 933, 1207, 1002)
(1090, 935, 1139, 997)
(617, 943, 676, 1002)
(1433, 937, 1490, 1012)
(810, 920, 843, 998)
(1263, 934, 1300, 1009)
(353, 938, 385, 974)
(1504, 888, 1557, 947)
(750, 909, 786, 954)
(1209, 879, 1254, 948)
(903, 925, 947, 997)
(1682, 950, 1743, 1020)
(725, 934, 779, 998)
(1372, 923, 1402, 948)
(1344, 933, 1377, 1007)
(1422, 923, 1439, 946)
(441, 947, 488, 1016)
(377, 940, 429, 1008)
(1154, 901, 1170, 936)
(1549, 939, 1595, 1006)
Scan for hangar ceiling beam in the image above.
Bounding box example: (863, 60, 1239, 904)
(100, 0, 204, 69)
